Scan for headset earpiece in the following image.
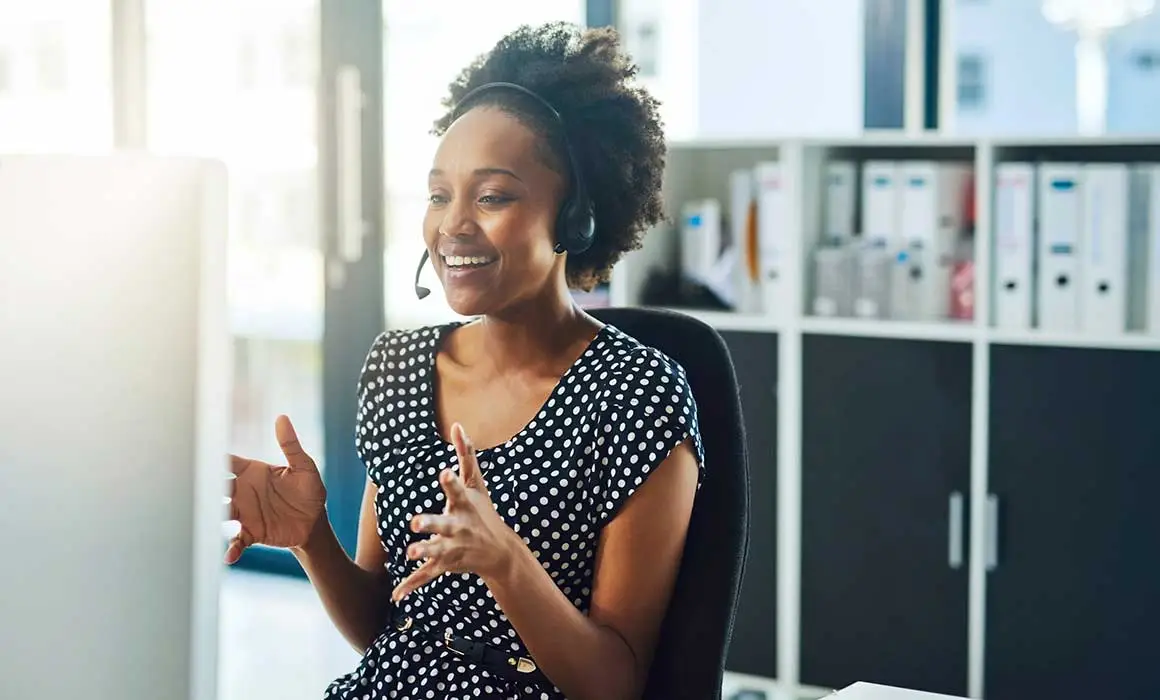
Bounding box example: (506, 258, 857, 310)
(555, 199, 595, 255)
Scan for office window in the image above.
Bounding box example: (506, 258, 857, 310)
(281, 26, 313, 88)
(0, 1, 114, 152)
(32, 22, 68, 91)
(957, 53, 987, 110)
(145, 0, 326, 470)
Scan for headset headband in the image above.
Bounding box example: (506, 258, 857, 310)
(452, 82, 589, 204)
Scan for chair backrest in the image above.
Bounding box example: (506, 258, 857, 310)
(590, 306, 751, 700)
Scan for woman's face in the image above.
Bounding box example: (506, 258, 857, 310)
(424, 106, 567, 317)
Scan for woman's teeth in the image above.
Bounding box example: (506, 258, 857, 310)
(443, 255, 495, 268)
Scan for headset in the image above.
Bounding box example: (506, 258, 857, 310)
(414, 81, 596, 300)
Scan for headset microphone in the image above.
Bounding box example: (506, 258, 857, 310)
(414, 250, 431, 300)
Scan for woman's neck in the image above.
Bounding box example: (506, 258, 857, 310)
(472, 290, 598, 375)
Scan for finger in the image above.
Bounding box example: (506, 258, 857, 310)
(392, 560, 443, 602)
(407, 534, 445, 561)
(451, 423, 485, 490)
(224, 531, 252, 565)
(228, 454, 252, 476)
(410, 513, 456, 536)
(438, 468, 470, 507)
(275, 415, 317, 472)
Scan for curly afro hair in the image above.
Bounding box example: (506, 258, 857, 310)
(433, 22, 666, 291)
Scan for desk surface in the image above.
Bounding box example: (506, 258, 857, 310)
(832, 683, 968, 700)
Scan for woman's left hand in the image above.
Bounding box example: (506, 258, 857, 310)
(392, 422, 521, 602)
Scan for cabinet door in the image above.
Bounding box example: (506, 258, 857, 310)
(720, 330, 779, 679)
(800, 335, 972, 696)
(986, 345, 1160, 700)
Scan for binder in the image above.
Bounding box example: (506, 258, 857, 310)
(755, 161, 788, 317)
(812, 243, 853, 317)
(680, 198, 716, 279)
(680, 198, 735, 306)
(853, 239, 893, 319)
(1036, 163, 1083, 332)
(1079, 163, 1129, 335)
(992, 163, 1036, 329)
(862, 160, 901, 246)
(898, 161, 971, 321)
(888, 244, 923, 321)
(825, 161, 857, 243)
(729, 169, 761, 313)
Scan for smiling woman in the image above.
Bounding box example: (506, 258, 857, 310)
(382, 0, 586, 328)
(226, 21, 700, 700)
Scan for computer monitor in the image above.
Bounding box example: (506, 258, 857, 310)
(0, 154, 230, 700)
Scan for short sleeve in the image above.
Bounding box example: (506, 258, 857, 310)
(591, 348, 705, 528)
(353, 331, 391, 462)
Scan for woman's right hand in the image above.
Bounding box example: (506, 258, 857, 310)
(225, 414, 328, 564)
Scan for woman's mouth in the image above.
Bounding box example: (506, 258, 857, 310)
(441, 254, 497, 270)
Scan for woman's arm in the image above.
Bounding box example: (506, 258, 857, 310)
(484, 440, 700, 700)
(291, 478, 393, 654)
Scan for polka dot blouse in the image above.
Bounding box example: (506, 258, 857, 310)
(323, 321, 705, 700)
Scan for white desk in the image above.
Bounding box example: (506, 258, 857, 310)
(831, 682, 968, 700)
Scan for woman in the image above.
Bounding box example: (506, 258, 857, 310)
(226, 22, 704, 700)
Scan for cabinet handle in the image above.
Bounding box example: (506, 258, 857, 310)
(335, 64, 366, 266)
(985, 493, 1000, 571)
(947, 491, 964, 570)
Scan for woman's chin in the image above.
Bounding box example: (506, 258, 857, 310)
(445, 293, 492, 319)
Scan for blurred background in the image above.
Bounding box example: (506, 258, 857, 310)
(4, 1, 1159, 699)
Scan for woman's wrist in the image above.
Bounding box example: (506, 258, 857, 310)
(482, 529, 532, 592)
(291, 508, 333, 558)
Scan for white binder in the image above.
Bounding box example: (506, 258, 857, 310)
(1079, 163, 1129, 335)
(729, 169, 762, 313)
(992, 163, 1036, 330)
(755, 161, 789, 318)
(862, 160, 901, 246)
(825, 160, 857, 243)
(1036, 163, 1083, 332)
(853, 239, 894, 319)
(813, 244, 854, 317)
(898, 161, 971, 321)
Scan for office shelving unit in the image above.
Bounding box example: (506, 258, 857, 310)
(610, 135, 1160, 700)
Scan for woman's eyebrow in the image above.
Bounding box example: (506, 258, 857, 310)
(428, 167, 524, 182)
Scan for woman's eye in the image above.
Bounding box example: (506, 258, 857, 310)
(478, 194, 511, 205)
(428, 193, 448, 205)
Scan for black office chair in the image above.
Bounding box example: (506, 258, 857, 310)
(590, 306, 751, 700)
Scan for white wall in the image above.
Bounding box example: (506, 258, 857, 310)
(950, 0, 1077, 135)
(1107, 20, 1160, 133)
(949, 0, 1160, 135)
(620, 0, 866, 140)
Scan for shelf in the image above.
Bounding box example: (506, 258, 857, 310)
(987, 328, 1160, 352)
(653, 307, 781, 333)
(800, 317, 979, 343)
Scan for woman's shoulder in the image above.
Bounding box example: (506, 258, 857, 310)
(357, 321, 461, 393)
(595, 324, 695, 403)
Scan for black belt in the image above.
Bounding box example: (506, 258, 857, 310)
(390, 610, 551, 688)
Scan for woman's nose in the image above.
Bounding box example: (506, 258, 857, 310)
(438, 197, 478, 237)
